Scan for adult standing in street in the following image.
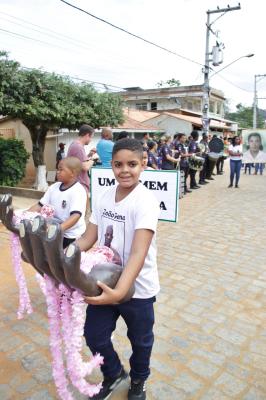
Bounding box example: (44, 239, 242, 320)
(188, 130, 201, 189)
(175, 133, 191, 193)
(56, 143, 66, 169)
(228, 136, 243, 188)
(161, 135, 179, 170)
(67, 124, 94, 193)
(96, 127, 114, 167)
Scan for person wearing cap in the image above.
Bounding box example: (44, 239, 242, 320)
(56, 143, 66, 169)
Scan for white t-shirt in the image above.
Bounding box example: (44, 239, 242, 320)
(229, 144, 243, 160)
(90, 183, 160, 299)
(40, 181, 86, 239)
(242, 150, 266, 163)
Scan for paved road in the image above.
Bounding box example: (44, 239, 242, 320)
(0, 163, 266, 399)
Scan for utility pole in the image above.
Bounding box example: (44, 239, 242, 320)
(202, 4, 241, 136)
(253, 74, 266, 129)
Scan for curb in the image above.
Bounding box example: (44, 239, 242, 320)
(0, 186, 44, 199)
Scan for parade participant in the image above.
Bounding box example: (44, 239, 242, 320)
(77, 138, 160, 400)
(254, 163, 265, 175)
(175, 133, 192, 193)
(156, 136, 166, 169)
(96, 127, 114, 167)
(67, 124, 94, 193)
(188, 130, 201, 189)
(56, 143, 66, 169)
(161, 135, 179, 170)
(28, 157, 86, 248)
(147, 141, 158, 169)
(228, 136, 243, 188)
(244, 163, 253, 175)
(199, 133, 209, 185)
(142, 132, 150, 151)
(243, 132, 266, 163)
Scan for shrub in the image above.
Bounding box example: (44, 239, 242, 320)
(0, 138, 30, 186)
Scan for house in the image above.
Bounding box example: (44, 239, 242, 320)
(119, 85, 237, 135)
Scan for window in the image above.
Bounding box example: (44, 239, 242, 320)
(151, 102, 157, 110)
(136, 103, 147, 110)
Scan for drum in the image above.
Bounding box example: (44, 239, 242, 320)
(208, 152, 220, 162)
(188, 155, 205, 171)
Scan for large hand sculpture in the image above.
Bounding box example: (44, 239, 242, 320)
(19, 217, 57, 280)
(0, 194, 134, 302)
(0, 194, 19, 234)
(44, 220, 134, 302)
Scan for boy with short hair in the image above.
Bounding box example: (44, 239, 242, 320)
(77, 138, 160, 400)
(28, 157, 87, 248)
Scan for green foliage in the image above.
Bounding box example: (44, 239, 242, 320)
(156, 78, 181, 88)
(0, 51, 124, 167)
(225, 103, 264, 129)
(0, 138, 30, 186)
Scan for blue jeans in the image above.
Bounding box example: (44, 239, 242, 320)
(255, 163, 265, 175)
(84, 297, 155, 381)
(230, 159, 242, 185)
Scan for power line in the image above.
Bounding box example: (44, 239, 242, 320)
(0, 27, 79, 52)
(214, 73, 253, 93)
(59, 0, 205, 68)
(19, 65, 125, 92)
(0, 11, 92, 48)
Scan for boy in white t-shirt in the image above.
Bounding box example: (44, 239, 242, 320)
(28, 157, 86, 248)
(77, 138, 160, 400)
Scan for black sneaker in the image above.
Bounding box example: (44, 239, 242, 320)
(128, 379, 147, 400)
(89, 367, 128, 399)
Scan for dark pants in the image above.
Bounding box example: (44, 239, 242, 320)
(206, 157, 216, 178)
(84, 297, 155, 381)
(244, 163, 252, 174)
(199, 156, 207, 182)
(180, 165, 189, 190)
(216, 157, 224, 173)
(230, 159, 242, 185)
(189, 169, 197, 187)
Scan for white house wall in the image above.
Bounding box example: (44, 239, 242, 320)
(143, 115, 193, 135)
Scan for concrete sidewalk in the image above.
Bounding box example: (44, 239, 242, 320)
(0, 163, 266, 399)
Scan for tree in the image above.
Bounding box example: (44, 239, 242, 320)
(156, 78, 181, 88)
(225, 103, 265, 129)
(0, 51, 124, 189)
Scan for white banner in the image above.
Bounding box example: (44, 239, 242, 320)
(90, 168, 179, 222)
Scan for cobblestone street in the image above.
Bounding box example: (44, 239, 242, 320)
(0, 164, 266, 399)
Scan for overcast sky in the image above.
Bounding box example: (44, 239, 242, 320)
(1, 0, 266, 111)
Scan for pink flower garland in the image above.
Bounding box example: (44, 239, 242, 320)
(10, 231, 114, 399)
(60, 285, 103, 397)
(10, 232, 33, 319)
(9, 206, 55, 319)
(44, 275, 74, 400)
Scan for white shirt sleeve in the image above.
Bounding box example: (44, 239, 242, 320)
(39, 184, 54, 205)
(69, 184, 87, 215)
(134, 191, 160, 233)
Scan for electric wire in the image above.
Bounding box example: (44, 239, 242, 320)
(59, 0, 205, 68)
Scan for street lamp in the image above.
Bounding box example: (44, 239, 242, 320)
(202, 52, 254, 135)
(209, 53, 254, 79)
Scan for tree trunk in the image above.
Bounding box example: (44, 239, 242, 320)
(23, 123, 49, 190)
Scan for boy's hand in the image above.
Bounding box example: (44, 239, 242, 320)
(83, 281, 122, 305)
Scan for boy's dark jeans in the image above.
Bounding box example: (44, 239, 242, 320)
(84, 297, 155, 381)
